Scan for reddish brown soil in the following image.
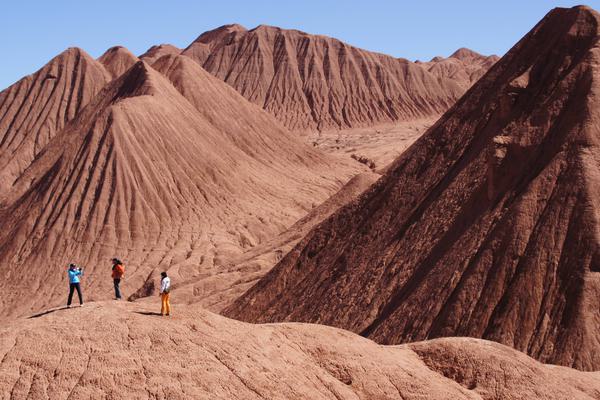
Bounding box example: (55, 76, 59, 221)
(139, 44, 182, 64)
(0, 57, 361, 319)
(226, 6, 600, 371)
(98, 46, 139, 78)
(0, 48, 111, 193)
(419, 48, 500, 91)
(2, 300, 599, 399)
(181, 24, 494, 132)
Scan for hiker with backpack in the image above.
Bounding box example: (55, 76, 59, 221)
(67, 263, 84, 308)
(159, 271, 171, 316)
(111, 258, 125, 300)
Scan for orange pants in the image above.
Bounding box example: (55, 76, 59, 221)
(161, 293, 171, 315)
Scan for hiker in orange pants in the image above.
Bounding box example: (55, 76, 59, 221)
(159, 271, 171, 316)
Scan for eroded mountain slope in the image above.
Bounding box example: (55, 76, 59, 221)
(226, 5, 600, 370)
(0, 60, 361, 318)
(182, 24, 493, 132)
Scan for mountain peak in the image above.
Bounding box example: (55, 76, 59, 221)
(182, 23, 493, 132)
(98, 46, 139, 78)
(193, 23, 247, 44)
(449, 47, 484, 61)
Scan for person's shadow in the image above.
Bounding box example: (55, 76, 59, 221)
(133, 311, 162, 316)
(28, 306, 69, 319)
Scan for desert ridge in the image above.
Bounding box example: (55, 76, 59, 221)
(181, 23, 496, 132)
(225, 5, 600, 371)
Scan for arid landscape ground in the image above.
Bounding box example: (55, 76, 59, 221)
(1, 4, 600, 399)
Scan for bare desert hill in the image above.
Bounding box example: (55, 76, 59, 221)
(181, 24, 495, 132)
(0, 57, 362, 319)
(226, 5, 600, 370)
(98, 46, 139, 78)
(0, 48, 111, 193)
(419, 48, 500, 91)
(2, 301, 599, 399)
(139, 43, 182, 64)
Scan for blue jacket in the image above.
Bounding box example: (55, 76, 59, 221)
(68, 268, 82, 284)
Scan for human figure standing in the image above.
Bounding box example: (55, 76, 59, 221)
(67, 263, 84, 308)
(159, 271, 171, 316)
(111, 258, 125, 300)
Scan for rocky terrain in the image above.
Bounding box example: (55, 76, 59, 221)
(181, 24, 496, 132)
(1, 5, 599, 398)
(226, 5, 600, 371)
(2, 300, 599, 399)
(0, 52, 363, 319)
(0, 18, 495, 320)
(174, 171, 382, 311)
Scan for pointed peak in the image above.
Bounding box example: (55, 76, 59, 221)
(103, 45, 125, 52)
(250, 24, 279, 32)
(31, 47, 106, 81)
(450, 47, 484, 61)
(51, 47, 96, 64)
(99, 46, 135, 57)
(98, 46, 139, 79)
(141, 44, 180, 55)
(139, 44, 181, 65)
(193, 23, 247, 44)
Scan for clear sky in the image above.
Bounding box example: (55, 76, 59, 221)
(2, 1, 598, 90)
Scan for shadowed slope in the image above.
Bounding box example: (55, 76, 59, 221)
(226, 6, 600, 370)
(1, 301, 599, 399)
(0, 60, 360, 318)
(0, 48, 111, 192)
(182, 24, 490, 132)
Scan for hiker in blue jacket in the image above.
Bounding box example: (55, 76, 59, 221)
(67, 263, 84, 308)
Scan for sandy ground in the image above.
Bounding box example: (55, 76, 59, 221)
(1, 300, 599, 399)
(309, 118, 435, 171)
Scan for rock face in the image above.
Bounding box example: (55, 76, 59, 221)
(2, 301, 599, 400)
(226, 6, 600, 370)
(0, 48, 111, 192)
(0, 56, 360, 319)
(181, 24, 493, 132)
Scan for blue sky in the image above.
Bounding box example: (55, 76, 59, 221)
(2, 1, 598, 90)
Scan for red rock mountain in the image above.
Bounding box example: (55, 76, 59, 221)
(0, 56, 360, 318)
(181, 24, 493, 132)
(419, 48, 500, 91)
(98, 46, 139, 78)
(139, 43, 181, 64)
(226, 6, 600, 370)
(0, 48, 111, 192)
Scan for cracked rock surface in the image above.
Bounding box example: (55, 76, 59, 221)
(1, 301, 599, 400)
